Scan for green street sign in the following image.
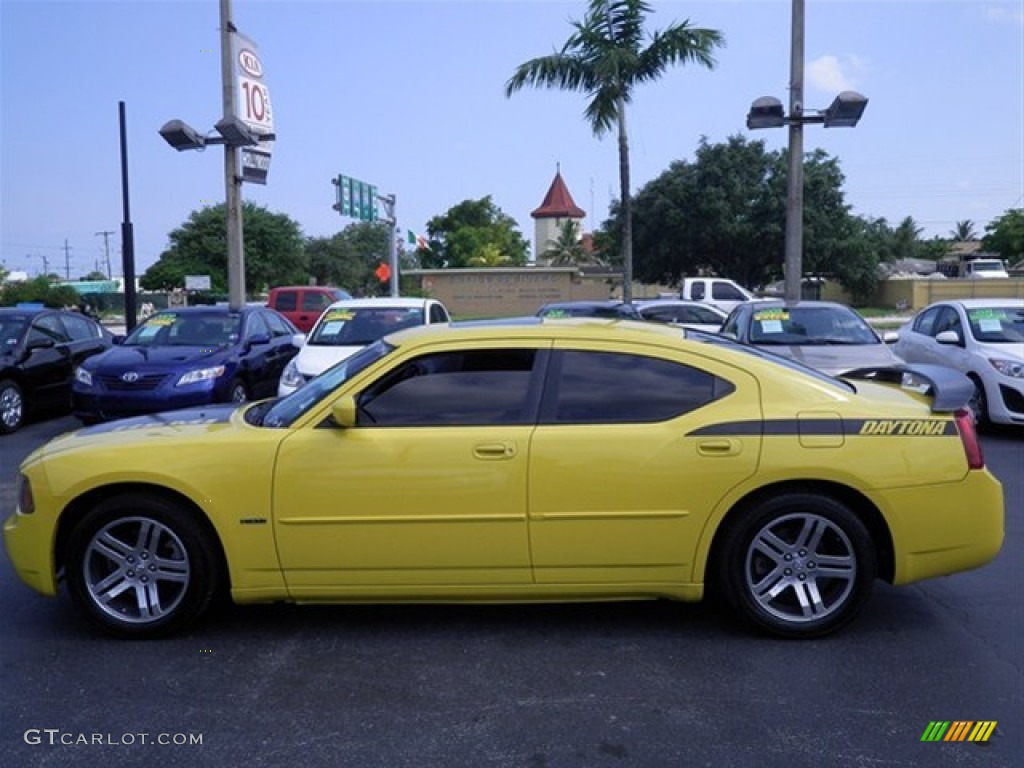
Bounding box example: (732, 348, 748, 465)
(333, 174, 379, 221)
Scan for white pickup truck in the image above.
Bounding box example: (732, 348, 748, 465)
(961, 259, 1009, 279)
(679, 277, 760, 313)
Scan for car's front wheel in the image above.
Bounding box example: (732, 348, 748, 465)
(228, 378, 249, 404)
(65, 493, 222, 638)
(968, 375, 991, 431)
(0, 378, 25, 434)
(717, 493, 876, 638)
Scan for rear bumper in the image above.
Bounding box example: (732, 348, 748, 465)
(885, 469, 1004, 585)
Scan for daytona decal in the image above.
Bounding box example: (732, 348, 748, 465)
(688, 419, 955, 437)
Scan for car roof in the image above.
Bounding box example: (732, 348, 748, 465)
(943, 298, 1024, 308)
(539, 300, 629, 309)
(635, 299, 728, 312)
(322, 297, 436, 311)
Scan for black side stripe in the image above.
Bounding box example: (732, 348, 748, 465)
(688, 419, 957, 437)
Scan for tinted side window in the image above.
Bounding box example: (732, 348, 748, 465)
(913, 307, 940, 337)
(262, 310, 293, 336)
(358, 349, 537, 426)
(273, 291, 298, 312)
(29, 314, 70, 344)
(429, 304, 450, 323)
(302, 291, 333, 311)
(63, 313, 99, 341)
(542, 350, 732, 424)
(245, 312, 270, 340)
(690, 282, 705, 300)
(712, 282, 745, 301)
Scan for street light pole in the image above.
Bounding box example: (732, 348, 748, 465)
(220, 0, 245, 311)
(784, 0, 806, 303)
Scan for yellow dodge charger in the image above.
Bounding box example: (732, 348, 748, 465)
(4, 318, 1004, 639)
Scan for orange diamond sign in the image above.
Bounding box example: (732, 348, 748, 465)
(375, 263, 391, 282)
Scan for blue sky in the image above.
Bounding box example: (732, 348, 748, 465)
(1, 0, 1022, 280)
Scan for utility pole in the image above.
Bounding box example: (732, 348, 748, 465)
(95, 230, 114, 278)
(221, 0, 245, 310)
(62, 239, 72, 280)
(27, 253, 49, 276)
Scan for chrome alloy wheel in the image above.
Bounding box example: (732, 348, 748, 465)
(82, 516, 191, 623)
(0, 383, 23, 431)
(744, 512, 856, 624)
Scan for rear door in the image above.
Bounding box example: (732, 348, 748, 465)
(527, 341, 762, 585)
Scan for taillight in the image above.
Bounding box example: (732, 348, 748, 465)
(17, 474, 35, 514)
(954, 408, 984, 470)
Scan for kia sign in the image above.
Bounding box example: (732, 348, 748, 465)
(232, 31, 273, 184)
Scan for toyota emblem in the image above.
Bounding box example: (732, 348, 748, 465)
(121, 372, 140, 383)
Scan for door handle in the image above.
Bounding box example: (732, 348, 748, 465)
(473, 442, 516, 460)
(696, 439, 741, 457)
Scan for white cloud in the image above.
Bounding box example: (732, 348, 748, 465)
(807, 54, 866, 93)
(986, 6, 1024, 26)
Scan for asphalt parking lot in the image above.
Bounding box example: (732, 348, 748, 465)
(1, 415, 1021, 768)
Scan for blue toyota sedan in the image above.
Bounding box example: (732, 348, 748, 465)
(72, 306, 299, 423)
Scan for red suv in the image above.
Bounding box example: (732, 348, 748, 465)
(267, 286, 352, 333)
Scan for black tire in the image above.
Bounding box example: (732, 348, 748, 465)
(228, 378, 249, 404)
(967, 376, 991, 432)
(65, 493, 222, 639)
(716, 493, 876, 638)
(0, 378, 25, 434)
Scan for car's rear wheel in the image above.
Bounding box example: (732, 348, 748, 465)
(228, 378, 248, 404)
(717, 493, 876, 638)
(66, 493, 222, 638)
(0, 379, 25, 434)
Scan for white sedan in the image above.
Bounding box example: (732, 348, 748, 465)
(892, 298, 1024, 428)
(278, 297, 451, 396)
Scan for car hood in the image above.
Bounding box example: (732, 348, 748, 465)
(973, 340, 1024, 361)
(294, 344, 362, 378)
(83, 344, 231, 372)
(761, 343, 902, 377)
(27, 405, 243, 461)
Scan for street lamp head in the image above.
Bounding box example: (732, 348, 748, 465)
(214, 115, 260, 147)
(746, 96, 786, 130)
(823, 91, 868, 128)
(158, 119, 206, 151)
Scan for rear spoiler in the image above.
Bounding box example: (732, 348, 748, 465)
(840, 364, 974, 413)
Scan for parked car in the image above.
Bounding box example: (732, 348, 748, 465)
(5, 318, 1002, 639)
(536, 300, 642, 319)
(266, 285, 353, 333)
(892, 298, 1024, 428)
(0, 306, 115, 434)
(634, 299, 727, 332)
(278, 297, 451, 396)
(72, 306, 299, 423)
(722, 300, 902, 377)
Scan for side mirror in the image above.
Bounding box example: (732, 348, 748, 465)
(935, 330, 961, 346)
(882, 331, 899, 344)
(330, 395, 358, 428)
(246, 333, 272, 348)
(290, 333, 307, 349)
(112, 335, 126, 345)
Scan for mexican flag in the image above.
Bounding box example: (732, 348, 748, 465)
(407, 230, 429, 250)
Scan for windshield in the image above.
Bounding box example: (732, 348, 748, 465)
(965, 306, 1024, 343)
(254, 339, 394, 428)
(123, 312, 241, 347)
(748, 306, 879, 345)
(0, 315, 29, 351)
(309, 306, 425, 346)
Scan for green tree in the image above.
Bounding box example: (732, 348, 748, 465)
(982, 209, 1024, 262)
(0, 276, 80, 308)
(600, 135, 866, 292)
(141, 202, 307, 293)
(424, 197, 529, 268)
(506, 0, 723, 302)
(305, 221, 394, 297)
(540, 220, 587, 265)
(80, 271, 109, 281)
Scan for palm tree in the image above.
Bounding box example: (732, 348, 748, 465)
(950, 220, 977, 242)
(541, 220, 587, 265)
(506, 0, 723, 302)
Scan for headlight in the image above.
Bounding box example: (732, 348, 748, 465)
(176, 365, 226, 387)
(74, 366, 92, 386)
(989, 358, 1024, 379)
(279, 359, 305, 389)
